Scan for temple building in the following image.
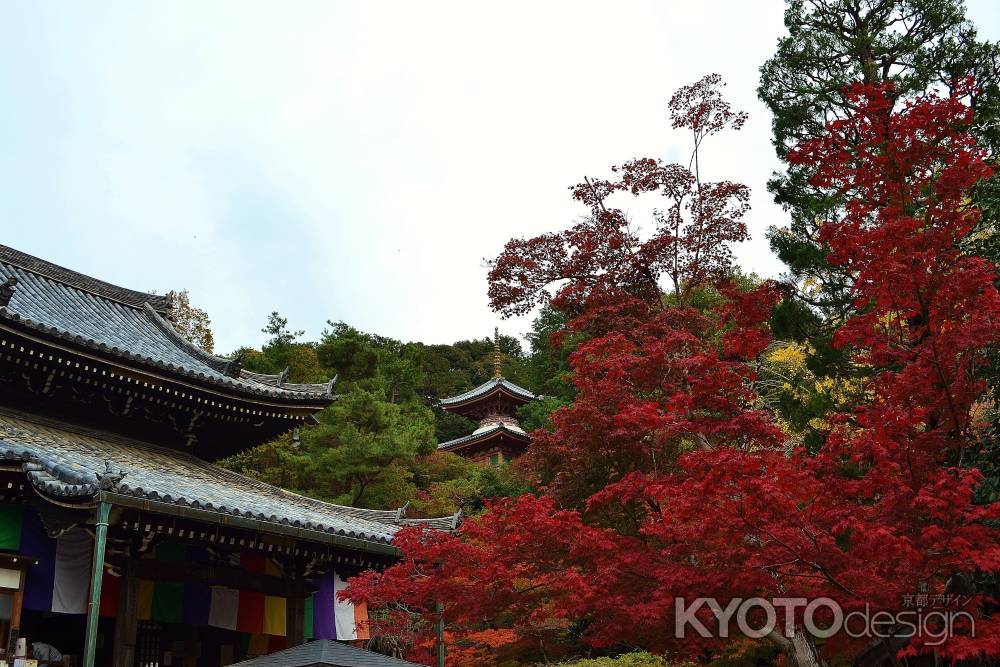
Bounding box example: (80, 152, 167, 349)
(436, 331, 536, 465)
(0, 245, 454, 667)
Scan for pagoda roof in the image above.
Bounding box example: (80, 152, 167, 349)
(437, 421, 530, 453)
(0, 407, 458, 550)
(439, 377, 535, 409)
(0, 244, 333, 404)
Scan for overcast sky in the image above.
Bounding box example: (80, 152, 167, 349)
(2, 1, 999, 353)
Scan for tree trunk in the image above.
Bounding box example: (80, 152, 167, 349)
(768, 628, 829, 667)
(788, 631, 828, 667)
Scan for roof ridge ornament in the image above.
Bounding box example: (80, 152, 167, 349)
(493, 326, 501, 379)
(0, 277, 17, 308)
(224, 351, 245, 379)
(96, 459, 127, 492)
(164, 291, 177, 323)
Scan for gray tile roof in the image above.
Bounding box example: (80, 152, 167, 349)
(0, 244, 333, 403)
(437, 423, 529, 452)
(0, 408, 454, 546)
(0, 244, 172, 313)
(439, 377, 535, 407)
(230, 640, 426, 667)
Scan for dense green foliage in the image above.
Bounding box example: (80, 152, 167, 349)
(218, 313, 554, 514)
(551, 654, 675, 667)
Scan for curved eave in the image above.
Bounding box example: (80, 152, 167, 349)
(0, 408, 458, 554)
(440, 377, 535, 407)
(0, 310, 335, 408)
(437, 424, 530, 453)
(9, 456, 395, 548)
(101, 492, 401, 555)
(439, 381, 535, 418)
(0, 430, 459, 554)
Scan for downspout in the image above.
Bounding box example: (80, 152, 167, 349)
(83, 500, 111, 667)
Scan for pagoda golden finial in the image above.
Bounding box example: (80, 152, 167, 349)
(493, 327, 502, 378)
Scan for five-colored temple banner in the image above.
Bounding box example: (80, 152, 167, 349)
(11, 513, 369, 642)
(236, 590, 265, 634)
(21, 509, 55, 612)
(304, 595, 314, 640)
(333, 572, 369, 640)
(99, 571, 119, 617)
(137, 579, 155, 621)
(182, 582, 211, 627)
(208, 587, 239, 631)
(312, 571, 337, 640)
(0, 505, 23, 551)
(51, 528, 91, 614)
(263, 595, 286, 637)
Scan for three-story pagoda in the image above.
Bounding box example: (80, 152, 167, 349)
(436, 330, 535, 465)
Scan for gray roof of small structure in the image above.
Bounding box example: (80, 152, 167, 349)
(0, 244, 333, 403)
(0, 408, 458, 544)
(437, 423, 530, 452)
(439, 377, 535, 407)
(230, 640, 426, 667)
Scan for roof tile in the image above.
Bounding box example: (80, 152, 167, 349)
(0, 408, 421, 545)
(439, 377, 534, 406)
(0, 245, 333, 403)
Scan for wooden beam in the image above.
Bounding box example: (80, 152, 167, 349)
(287, 594, 306, 647)
(112, 560, 138, 667)
(6, 568, 25, 660)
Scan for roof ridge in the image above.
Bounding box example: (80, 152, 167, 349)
(439, 375, 535, 406)
(239, 369, 337, 394)
(144, 304, 234, 374)
(0, 244, 170, 313)
(437, 422, 529, 450)
(0, 271, 333, 402)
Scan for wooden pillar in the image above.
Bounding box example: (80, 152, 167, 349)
(287, 594, 305, 647)
(183, 625, 200, 667)
(112, 559, 138, 667)
(6, 568, 26, 659)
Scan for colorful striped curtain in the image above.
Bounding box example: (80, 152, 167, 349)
(310, 570, 370, 640)
(10, 511, 370, 642)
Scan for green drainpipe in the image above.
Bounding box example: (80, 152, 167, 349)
(83, 501, 111, 667)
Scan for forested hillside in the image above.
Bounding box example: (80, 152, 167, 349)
(209, 313, 565, 514)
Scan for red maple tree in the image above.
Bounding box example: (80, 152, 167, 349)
(632, 80, 1000, 664)
(350, 74, 780, 664)
(346, 80, 1000, 666)
(487, 74, 752, 319)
